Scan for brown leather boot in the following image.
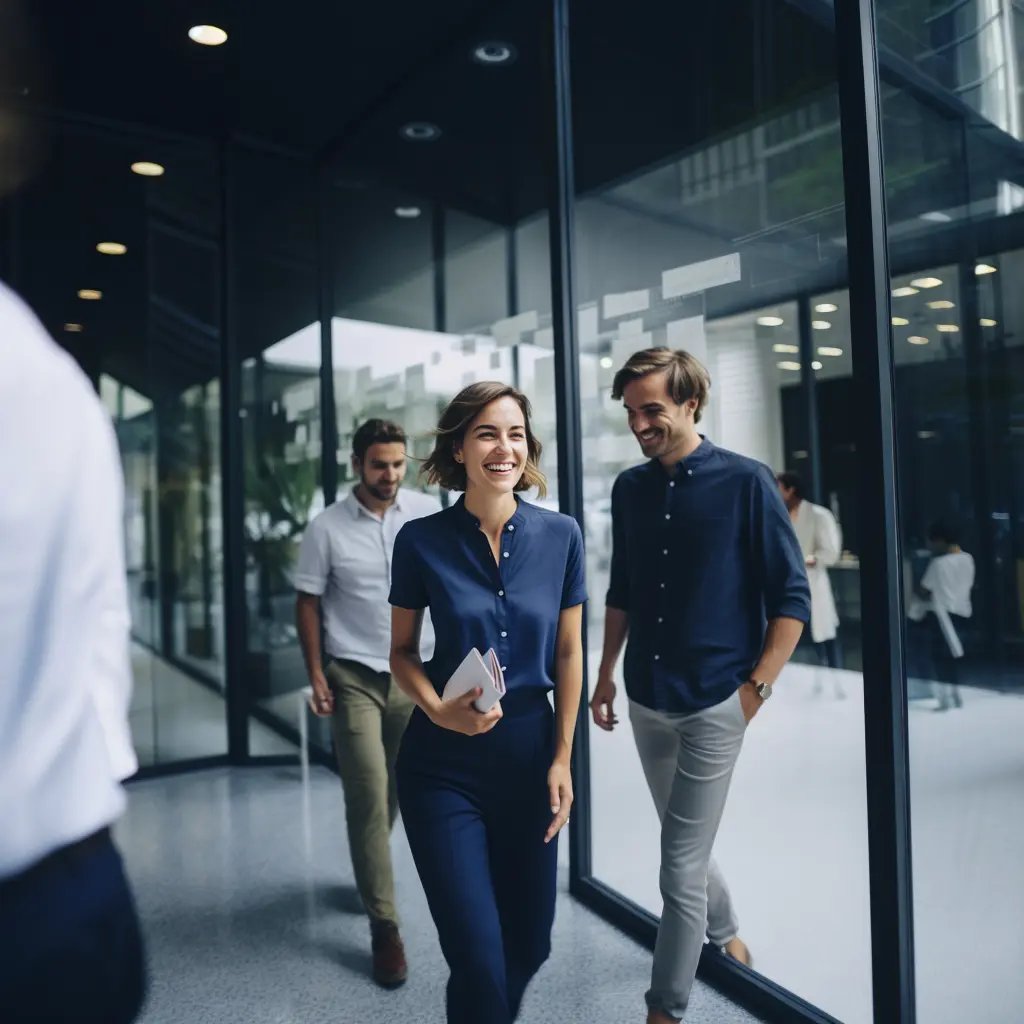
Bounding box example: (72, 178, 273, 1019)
(370, 920, 408, 988)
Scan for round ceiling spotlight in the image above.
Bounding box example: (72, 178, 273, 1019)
(97, 241, 127, 256)
(64, 323, 84, 333)
(399, 122, 442, 143)
(473, 41, 517, 65)
(395, 206, 422, 219)
(131, 161, 165, 177)
(189, 24, 228, 46)
(756, 315, 785, 327)
(78, 289, 102, 301)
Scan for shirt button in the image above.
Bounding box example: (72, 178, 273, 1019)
(669, 481, 675, 488)
(658, 617, 664, 623)
(665, 514, 671, 520)
(503, 551, 510, 558)
(663, 549, 668, 555)
(501, 666, 508, 672)
(498, 590, 505, 597)
(660, 582, 666, 589)
(501, 631, 508, 638)
(507, 524, 515, 531)
(654, 654, 661, 661)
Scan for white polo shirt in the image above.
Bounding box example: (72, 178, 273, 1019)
(294, 488, 441, 673)
(0, 282, 136, 880)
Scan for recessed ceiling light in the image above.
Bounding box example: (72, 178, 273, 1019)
(815, 303, 838, 313)
(131, 161, 165, 177)
(777, 361, 801, 371)
(936, 324, 960, 332)
(891, 316, 910, 326)
(78, 289, 102, 301)
(975, 263, 997, 275)
(96, 241, 127, 255)
(472, 41, 517, 65)
(892, 286, 919, 297)
(63, 323, 84, 333)
(818, 347, 844, 357)
(599, 356, 614, 369)
(188, 24, 228, 46)
(812, 360, 823, 370)
(926, 299, 954, 309)
(395, 206, 422, 219)
(908, 335, 930, 345)
(772, 343, 799, 354)
(756, 315, 784, 327)
(911, 277, 943, 288)
(812, 320, 831, 330)
(920, 211, 952, 223)
(399, 122, 442, 142)
(980, 318, 998, 327)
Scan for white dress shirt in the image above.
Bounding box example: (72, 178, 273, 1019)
(293, 488, 441, 673)
(0, 282, 136, 880)
(792, 499, 842, 643)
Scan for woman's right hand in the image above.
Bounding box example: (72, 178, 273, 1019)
(430, 688, 503, 736)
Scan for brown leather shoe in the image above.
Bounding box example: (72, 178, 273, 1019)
(371, 921, 408, 988)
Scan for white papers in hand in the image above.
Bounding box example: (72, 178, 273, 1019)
(442, 647, 506, 712)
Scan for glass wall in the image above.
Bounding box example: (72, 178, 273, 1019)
(569, 2, 872, 1020)
(876, 22, 1024, 1014)
(2, 120, 230, 767)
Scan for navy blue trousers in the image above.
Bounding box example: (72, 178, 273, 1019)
(398, 692, 558, 1024)
(0, 829, 146, 1023)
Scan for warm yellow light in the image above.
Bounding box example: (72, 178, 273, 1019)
(815, 303, 838, 313)
(188, 24, 228, 46)
(772, 343, 799, 354)
(78, 289, 102, 301)
(757, 315, 785, 327)
(926, 299, 954, 309)
(936, 324, 960, 333)
(811, 320, 831, 330)
(96, 241, 127, 256)
(777, 361, 802, 371)
(911, 277, 943, 289)
(891, 316, 910, 326)
(980, 318, 998, 327)
(908, 336, 930, 346)
(892, 286, 919, 298)
(63, 323, 84, 333)
(975, 263, 997, 275)
(818, 347, 844, 357)
(131, 161, 165, 177)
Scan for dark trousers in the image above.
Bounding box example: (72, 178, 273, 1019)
(0, 829, 146, 1024)
(397, 693, 557, 1024)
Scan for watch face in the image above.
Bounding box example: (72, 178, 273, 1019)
(757, 682, 773, 700)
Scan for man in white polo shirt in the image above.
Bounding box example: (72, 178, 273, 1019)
(294, 418, 440, 988)
(0, 281, 144, 1022)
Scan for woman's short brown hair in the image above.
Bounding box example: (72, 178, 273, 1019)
(422, 381, 548, 497)
(611, 347, 711, 423)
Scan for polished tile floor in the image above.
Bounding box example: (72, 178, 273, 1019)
(117, 767, 763, 1024)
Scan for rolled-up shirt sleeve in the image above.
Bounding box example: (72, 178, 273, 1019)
(752, 466, 810, 622)
(389, 522, 428, 609)
(561, 519, 588, 609)
(293, 517, 330, 596)
(605, 477, 630, 611)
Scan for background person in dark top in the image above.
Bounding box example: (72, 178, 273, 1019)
(590, 347, 809, 1024)
(389, 382, 586, 1024)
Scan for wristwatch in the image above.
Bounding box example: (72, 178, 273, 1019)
(750, 678, 773, 701)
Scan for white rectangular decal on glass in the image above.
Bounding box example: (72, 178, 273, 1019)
(492, 310, 539, 346)
(667, 315, 707, 363)
(603, 288, 650, 320)
(662, 253, 741, 299)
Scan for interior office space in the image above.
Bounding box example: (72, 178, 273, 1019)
(2, 1, 1022, 1022)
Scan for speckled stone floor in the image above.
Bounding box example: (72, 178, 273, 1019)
(117, 766, 763, 1024)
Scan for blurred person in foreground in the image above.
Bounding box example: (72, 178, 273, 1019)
(0, 281, 145, 1023)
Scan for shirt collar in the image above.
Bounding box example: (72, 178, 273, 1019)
(647, 435, 715, 477)
(453, 493, 529, 532)
(345, 488, 406, 519)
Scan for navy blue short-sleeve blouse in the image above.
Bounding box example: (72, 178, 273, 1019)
(389, 496, 587, 697)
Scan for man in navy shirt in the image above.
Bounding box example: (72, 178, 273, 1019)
(590, 347, 809, 1024)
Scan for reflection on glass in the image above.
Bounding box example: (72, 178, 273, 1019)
(572, 2, 872, 1019)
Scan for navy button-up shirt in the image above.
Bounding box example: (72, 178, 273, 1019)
(390, 496, 587, 698)
(607, 438, 810, 712)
